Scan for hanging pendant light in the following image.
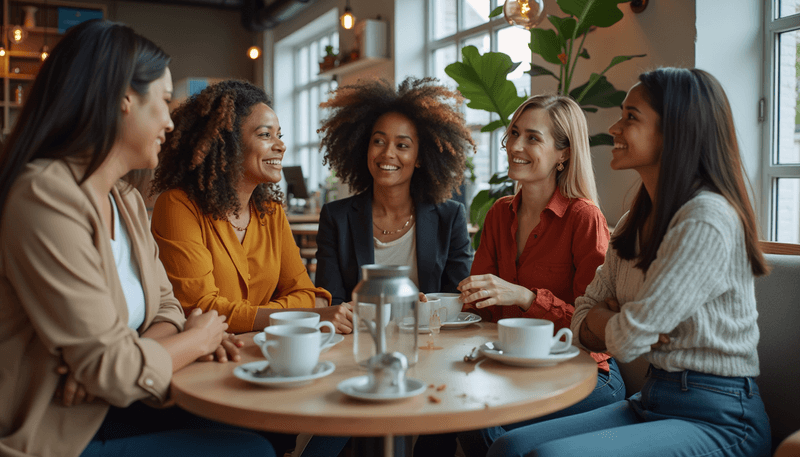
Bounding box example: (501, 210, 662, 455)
(247, 46, 261, 60)
(9, 25, 26, 44)
(340, 0, 355, 30)
(503, 0, 545, 30)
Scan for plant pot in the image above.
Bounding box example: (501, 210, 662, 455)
(319, 55, 337, 72)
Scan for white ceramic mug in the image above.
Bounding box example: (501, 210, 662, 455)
(257, 325, 335, 377)
(418, 298, 447, 327)
(497, 318, 572, 358)
(270, 311, 336, 336)
(425, 293, 462, 322)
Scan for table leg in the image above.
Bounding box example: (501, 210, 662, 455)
(351, 435, 412, 457)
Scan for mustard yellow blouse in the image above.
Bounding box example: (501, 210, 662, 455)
(151, 189, 331, 333)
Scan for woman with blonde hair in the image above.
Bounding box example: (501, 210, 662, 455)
(432, 94, 625, 457)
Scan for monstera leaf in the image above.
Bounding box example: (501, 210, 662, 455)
(558, 0, 628, 35)
(445, 46, 528, 129)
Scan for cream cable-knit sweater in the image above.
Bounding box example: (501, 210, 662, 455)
(572, 191, 760, 377)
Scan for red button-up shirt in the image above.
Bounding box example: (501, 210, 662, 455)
(466, 189, 611, 369)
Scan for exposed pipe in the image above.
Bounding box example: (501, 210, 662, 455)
(241, 0, 317, 31)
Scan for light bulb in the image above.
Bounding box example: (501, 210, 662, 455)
(340, 8, 355, 30)
(503, 0, 545, 30)
(248, 46, 260, 60)
(40, 45, 49, 61)
(0, 47, 6, 57)
(9, 25, 27, 44)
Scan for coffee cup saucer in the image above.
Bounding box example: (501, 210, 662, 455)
(233, 360, 335, 388)
(337, 376, 426, 402)
(253, 332, 344, 353)
(478, 341, 580, 367)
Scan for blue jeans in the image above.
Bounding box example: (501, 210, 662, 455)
(487, 366, 771, 457)
(453, 357, 625, 457)
(81, 402, 286, 457)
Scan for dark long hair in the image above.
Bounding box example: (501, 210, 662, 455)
(612, 68, 767, 276)
(150, 80, 282, 221)
(0, 19, 170, 217)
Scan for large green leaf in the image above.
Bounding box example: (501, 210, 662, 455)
(530, 28, 562, 65)
(569, 74, 626, 107)
(589, 133, 614, 146)
(481, 119, 506, 133)
(607, 54, 646, 69)
(528, 63, 559, 81)
(557, 0, 628, 35)
(548, 16, 578, 49)
(445, 46, 527, 123)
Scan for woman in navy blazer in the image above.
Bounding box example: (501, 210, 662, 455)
(314, 77, 475, 306)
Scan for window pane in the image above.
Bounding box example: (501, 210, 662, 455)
(778, 0, 800, 19)
(463, 0, 490, 30)
(776, 178, 800, 243)
(432, 0, 457, 40)
(472, 129, 492, 186)
(497, 26, 532, 97)
(310, 85, 320, 141)
(309, 40, 319, 81)
(432, 44, 458, 88)
(777, 30, 800, 165)
(298, 46, 309, 85)
(495, 129, 508, 173)
(298, 89, 309, 144)
(462, 32, 490, 54)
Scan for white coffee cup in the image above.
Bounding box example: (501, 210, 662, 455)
(418, 297, 447, 328)
(270, 311, 334, 334)
(257, 325, 335, 377)
(425, 293, 462, 322)
(497, 318, 572, 358)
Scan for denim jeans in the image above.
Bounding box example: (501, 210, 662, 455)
(413, 358, 625, 457)
(81, 402, 284, 457)
(487, 365, 771, 457)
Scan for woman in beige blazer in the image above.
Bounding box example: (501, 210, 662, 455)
(0, 20, 278, 457)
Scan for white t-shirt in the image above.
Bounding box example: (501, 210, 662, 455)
(109, 195, 146, 330)
(373, 225, 419, 289)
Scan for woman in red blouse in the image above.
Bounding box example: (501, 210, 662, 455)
(453, 95, 626, 457)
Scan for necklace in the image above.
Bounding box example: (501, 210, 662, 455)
(373, 214, 414, 235)
(228, 208, 252, 232)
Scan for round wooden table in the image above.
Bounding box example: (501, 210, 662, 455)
(171, 322, 597, 456)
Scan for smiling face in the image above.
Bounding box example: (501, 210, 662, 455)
(239, 103, 286, 189)
(609, 83, 663, 178)
(367, 112, 419, 191)
(118, 67, 174, 170)
(506, 107, 569, 186)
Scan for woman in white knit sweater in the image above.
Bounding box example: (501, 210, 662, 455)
(487, 68, 771, 457)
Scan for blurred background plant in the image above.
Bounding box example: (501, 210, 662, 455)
(446, 0, 644, 249)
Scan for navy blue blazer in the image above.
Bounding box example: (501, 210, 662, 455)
(315, 191, 473, 305)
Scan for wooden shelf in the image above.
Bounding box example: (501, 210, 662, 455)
(1, 101, 23, 108)
(8, 50, 41, 58)
(5, 73, 36, 80)
(318, 57, 390, 79)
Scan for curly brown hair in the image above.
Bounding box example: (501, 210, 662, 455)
(318, 77, 475, 205)
(150, 79, 283, 220)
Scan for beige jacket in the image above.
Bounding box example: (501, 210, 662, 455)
(0, 159, 185, 457)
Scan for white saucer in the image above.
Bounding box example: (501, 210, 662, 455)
(441, 312, 481, 329)
(337, 376, 426, 402)
(479, 341, 580, 367)
(233, 360, 335, 388)
(253, 332, 344, 353)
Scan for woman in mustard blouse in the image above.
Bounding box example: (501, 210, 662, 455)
(150, 80, 352, 334)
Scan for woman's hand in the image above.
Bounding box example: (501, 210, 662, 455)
(583, 297, 670, 352)
(457, 274, 535, 311)
(54, 363, 95, 407)
(183, 308, 228, 356)
(316, 303, 354, 334)
(196, 333, 243, 363)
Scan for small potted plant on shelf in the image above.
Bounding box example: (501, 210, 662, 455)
(319, 45, 338, 72)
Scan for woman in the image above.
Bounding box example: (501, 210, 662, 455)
(0, 20, 276, 457)
(315, 77, 474, 305)
(487, 68, 771, 457)
(150, 80, 351, 334)
(433, 95, 625, 457)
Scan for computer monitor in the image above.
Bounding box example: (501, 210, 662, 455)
(283, 166, 310, 199)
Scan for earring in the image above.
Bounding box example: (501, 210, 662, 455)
(556, 162, 565, 171)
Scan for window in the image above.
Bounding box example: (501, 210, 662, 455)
(291, 31, 338, 192)
(764, 1, 800, 243)
(428, 0, 531, 189)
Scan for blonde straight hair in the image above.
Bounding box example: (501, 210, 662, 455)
(503, 94, 599, 207)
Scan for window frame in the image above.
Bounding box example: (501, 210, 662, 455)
(762, 2, 800, 242)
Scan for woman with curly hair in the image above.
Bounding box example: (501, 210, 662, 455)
(314, 77, 475, 306)
(149, 80, 352, 335)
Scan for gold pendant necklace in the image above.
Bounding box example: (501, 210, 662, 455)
(228, 208, 252, 232)
(373, 214, 414, 235)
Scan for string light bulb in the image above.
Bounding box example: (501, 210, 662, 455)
(40, 44, 49, 61)
(503, 0, 545, 30)
(340, 0, 355, 30)
(0, 46, 6, 57)
(9, 25, 26, 44)
(247, 46, 260, 60)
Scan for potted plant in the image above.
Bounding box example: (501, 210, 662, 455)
(446, 0, 645, 248)
(319, 45, 338, 72)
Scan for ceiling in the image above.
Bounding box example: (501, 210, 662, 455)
(119, 0, 244, 10)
